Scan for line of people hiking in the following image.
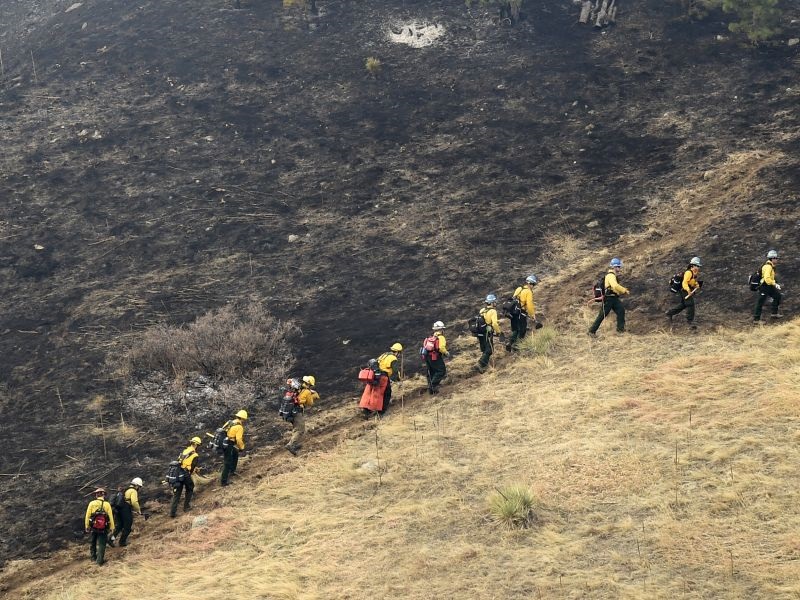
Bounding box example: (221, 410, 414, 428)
(82, 250, 784, 564)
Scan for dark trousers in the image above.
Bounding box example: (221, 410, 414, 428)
(478, 333, 494, 368)
(509, 314, 528, 347)
(666, 294, 695, 323)
(754, 285, 781, 320)
(170, 476, 195, 516)
(380, 380, 392, 414)
(426, 356, 447, 390)
(89, 531, 108, 565)
(221, 445, 239, 485)
(113, 505, 133, 545)
(589, 296, 625, 333)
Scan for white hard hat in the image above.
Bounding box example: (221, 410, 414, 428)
(432, 321, 446, 330)
(131, 477, 143, 487)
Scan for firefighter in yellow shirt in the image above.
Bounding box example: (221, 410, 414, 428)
(84, 488, 115, 565)
(171, 437, 200, 517)
(588, 258, 630, 336)
(666, 257, 703, 330)
(221, 410, 247, 486)
(754, 250, 782, 322)
(477, 295, 502, 372)
(507, 275, 538, 351)
(424, 321, 449, 394)
(111, 477, 144, 546)
(287, 376, 319, 456)
(377, 343, 403, 414)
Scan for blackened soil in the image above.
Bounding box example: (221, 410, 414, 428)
(0, 0, 798, 566)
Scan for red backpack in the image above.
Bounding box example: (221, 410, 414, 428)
(421, 335, 440, 361)
(90, 506, 109, 531)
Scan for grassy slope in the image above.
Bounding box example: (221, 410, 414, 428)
(9, 319, 800, 599)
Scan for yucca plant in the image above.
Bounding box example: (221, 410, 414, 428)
(515, 325, 557, 356)
(488, 484, 537, 529)
(365, 56, 382, 76)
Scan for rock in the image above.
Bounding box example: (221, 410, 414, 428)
(34, 244, 45, 251)
(358, 460, 378, 473)
(288, 234, 299, 243)
(191, 516, 208, 529)
(703, 170, 715, 181)
(789, 39, 799, 47)
(65, 3, 83, 12)
(81, 22, 88, 30)
(586, 220, 599, 229)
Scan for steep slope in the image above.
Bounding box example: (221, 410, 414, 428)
(3, 320, 800, 598)
(0, 0, 798, 566)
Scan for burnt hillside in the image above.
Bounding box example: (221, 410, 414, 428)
(0, 0, 798, 565)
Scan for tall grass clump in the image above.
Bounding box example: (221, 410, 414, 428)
(516, 325, 557, 356)
(488, 484, 537, 529)
(365, 56, 382, 76)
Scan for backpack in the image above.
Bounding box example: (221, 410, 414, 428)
(278, 388, 299, 422)
(748, 268, 762, 292)
(165, 460, 186, 486)
(109, 488, 125, 510)
(89, 506, 109, 531)
(209, 421, 233, 454)
(468, 313, 488, 336)
(669, 273, 683, 294)
(501, 295, 522, 318)
(421, 335, 440, 361)
(591, 273, 606, 302)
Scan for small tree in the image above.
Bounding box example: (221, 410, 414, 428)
(466, 0, 523, 24)
(702, 0, 783, 42)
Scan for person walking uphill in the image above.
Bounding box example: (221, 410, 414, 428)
(507, 275, 538, 351)
(171, 437, 201, 517)
(111, 477, 144, 546)
(84, 488, 115, 565)
(220, 410, 247, 486)
(666, 257, 703, 329)
(588, 258, 630, 336)
(423, 321, 449, 394)
(377, 343, 403, 414)
(473, 295, 502, 373)
(286, 375, 319, 456)
(754, 249, 783, 322)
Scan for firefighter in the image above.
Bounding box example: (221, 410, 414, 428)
(424, 321, 449, 394)
(588, 258, 630, 336)
(287, 376, 319, 456)
(220, 410, 247, 486)
(84, 488, 115, 565)
(111, 477, 144, 546)
(754, 250, 783, 322)
(171, 437, 201, 517)
(377, 343, 403, 414)
(507, 275, 538, 351)
(666, 257, 703, 329)
(477, 295, 502, 372)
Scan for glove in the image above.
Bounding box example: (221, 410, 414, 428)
(775, 284, 782, 291)
(498, 333, 506, 343)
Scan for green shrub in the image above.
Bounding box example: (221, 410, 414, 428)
(488, 485, 537, 529)
(365, 57, 382, 76)
(515, 325, 557, 356)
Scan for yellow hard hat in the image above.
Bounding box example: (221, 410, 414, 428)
(302, 375, 316, 386)
(235, 410, 248, 420)
(390, 343, 403, 352)
(190, 436, 202, 445)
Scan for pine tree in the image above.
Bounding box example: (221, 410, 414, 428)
(718, 0, 782, 42)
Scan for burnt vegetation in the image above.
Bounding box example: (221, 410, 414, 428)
(0, 0, 798, 568)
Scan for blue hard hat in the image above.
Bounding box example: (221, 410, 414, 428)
(485, 294, 497, 304)
(525, 275, 538, 285)
(610, 258, 623, 268)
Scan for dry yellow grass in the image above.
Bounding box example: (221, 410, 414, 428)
(9, 321, 800, 599)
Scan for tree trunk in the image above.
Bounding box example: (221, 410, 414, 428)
(579, 0, 592, 23)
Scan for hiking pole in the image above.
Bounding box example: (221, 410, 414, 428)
(400, 352, 405, 418)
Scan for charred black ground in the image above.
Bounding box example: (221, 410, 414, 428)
(0, 0, 798, 566)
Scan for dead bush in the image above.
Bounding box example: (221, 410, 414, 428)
(123, 302, 299, 387)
